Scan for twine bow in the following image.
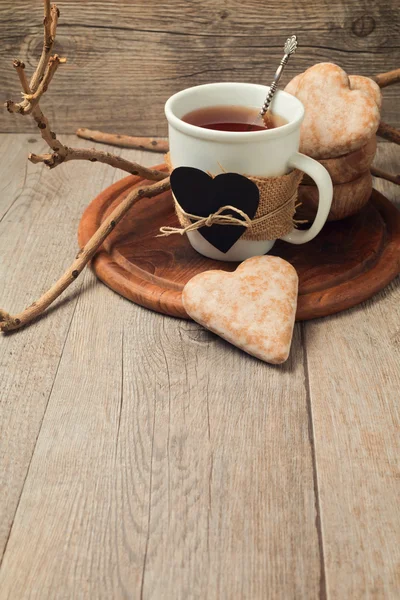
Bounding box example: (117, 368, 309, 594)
(158, 193, 298, 237)
(159, 204, 254, 237)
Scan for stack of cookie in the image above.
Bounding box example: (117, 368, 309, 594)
(285, 63, 382, 220)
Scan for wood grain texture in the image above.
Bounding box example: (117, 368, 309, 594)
(0, 138, 399, 599)
(0, 0, 399, 135)
(0, 135, 32, 222)
(304, 142, 400, 599)
(0, 260, 321, 595)
(0, 135, 127, 562)
(0, 308, 322, 599)
(0, 138, 321, 598)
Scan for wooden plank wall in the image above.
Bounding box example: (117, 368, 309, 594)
(1, 0, 399, 135)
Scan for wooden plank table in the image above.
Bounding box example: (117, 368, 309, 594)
(0, 136, 399, 599)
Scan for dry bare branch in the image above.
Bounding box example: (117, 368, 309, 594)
(371, 166, 400, 186)
(2, 0, 170, 332)
(24, 55, 66, 111)
(50, 3, 60, 41)
(29, 146, 167, 179)
(373, 68, 400, 88)
(13, 60, 31, 94)
(377, 121, 400, 145)
(0, 177, 170, 332)
(29, 0, 55, 92)
(76, 128, 169, 153)
(5, 0, 166, 179)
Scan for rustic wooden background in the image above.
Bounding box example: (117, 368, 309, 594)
(1, 0, 399, 136)
(0, 138, 399, 598)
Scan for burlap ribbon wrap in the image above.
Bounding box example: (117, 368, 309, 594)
(163, 153, 303, 241)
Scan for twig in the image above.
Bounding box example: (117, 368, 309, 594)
(5, 8, 165, 180)
(21, 101, 165, 179)
(13, 60, 31, 94)
(29, 152, 53, 164)
(1, 0, 173, 333)
(5, 1, 164, 179)
(0, 177, 170, 332)
(29, 0, 55, 92)
(31, 104, 67, 156)
(371, 166, 400, 186)
(29, 147, 167, 180)
(61, 149, 167, 180)
(24, 55, 66, 110)
(373, 68, 400, 88)
(50, 3, 59, 40)
(76, 128, 169, 153)
(5, 100, 24, 114)
(377, 121, 400, 145)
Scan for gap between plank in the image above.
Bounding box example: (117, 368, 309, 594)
(0, 279, 83, 570)
(0, 161, 28, 224)
(139, 395, 157, 600)
(115, 326, 124, 459)
(59, 23, 400, 52)
(301, 322, 328, 600)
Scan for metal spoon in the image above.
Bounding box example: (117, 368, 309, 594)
(258, 34, 298, 124)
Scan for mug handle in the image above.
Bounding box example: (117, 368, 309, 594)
(280, 152, 333, 245)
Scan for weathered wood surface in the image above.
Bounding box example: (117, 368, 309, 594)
(1, 0, 399, 135)
(303, 143, 400, 600)
(0, 134, 128, 562)
(0, 136, 399, 598)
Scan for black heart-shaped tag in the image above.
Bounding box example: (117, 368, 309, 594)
(170, 167, 260, 253)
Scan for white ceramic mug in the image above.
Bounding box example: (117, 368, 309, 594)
(165, 82, 333, 261)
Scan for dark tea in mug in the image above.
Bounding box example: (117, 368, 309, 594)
(182, 105, 288, 132)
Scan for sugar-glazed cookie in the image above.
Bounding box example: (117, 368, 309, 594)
(285, 63, 381, 159)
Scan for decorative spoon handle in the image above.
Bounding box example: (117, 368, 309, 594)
(259, 35, 298, 118)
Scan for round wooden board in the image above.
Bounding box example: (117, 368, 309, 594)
(78, 167, 400, 321)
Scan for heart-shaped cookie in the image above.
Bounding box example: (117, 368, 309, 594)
(170, 167, 259, 253)
(284, 63, 381, 159)
(182, 256, 298, 364)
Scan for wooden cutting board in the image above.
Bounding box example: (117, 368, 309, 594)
(78, 169, 400, 320)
